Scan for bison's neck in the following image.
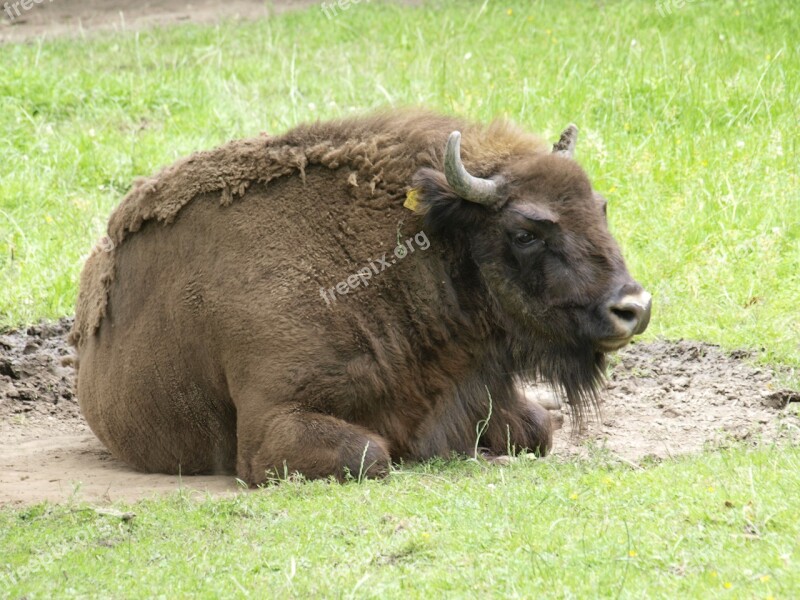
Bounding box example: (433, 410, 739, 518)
(398, 238, 512, 374)
(407, 236, 606, 422)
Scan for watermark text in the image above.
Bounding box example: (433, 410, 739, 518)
(655, 0, 695, 17)
(4, 0, 55, 22)
(320, 230, 430, 306)
(320, 0, 371, 20)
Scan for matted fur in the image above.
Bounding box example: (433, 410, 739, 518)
(71, 112, 544, 350)
(70, 109, 642, 483)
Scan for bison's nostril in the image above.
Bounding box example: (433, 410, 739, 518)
(610, 307, 638, 323)
(606, 290, 652, 338)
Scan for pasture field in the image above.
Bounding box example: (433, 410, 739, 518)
(1, 448, 799, 597)
(1, 0, 799, 597)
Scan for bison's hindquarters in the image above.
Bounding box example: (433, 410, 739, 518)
(74, 237, 238, 476)
(76, 325, 238, 475)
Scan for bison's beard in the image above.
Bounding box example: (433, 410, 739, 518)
(508, 335, 607, 428)
(478, 272, 607, 426)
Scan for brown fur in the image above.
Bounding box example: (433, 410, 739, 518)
(71, 109, 644, 483)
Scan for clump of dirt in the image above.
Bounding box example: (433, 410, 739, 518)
(0, 318, 81, 432)
(1, 322, 798, 505)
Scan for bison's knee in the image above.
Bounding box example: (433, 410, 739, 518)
(519, 400, 554, 456)
(236, 408, 391, 485)
(482, 397, 554, 458)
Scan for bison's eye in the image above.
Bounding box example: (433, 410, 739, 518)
(514, 231, 540, 248)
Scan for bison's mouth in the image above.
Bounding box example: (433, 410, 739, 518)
(594, 336, 635, 353)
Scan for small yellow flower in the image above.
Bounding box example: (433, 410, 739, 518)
(765, 54, 771, 61)
(710, 571, 718, 578)
(628, 550, 637, 557)
(723, 582, 732, 589)
(608, 186, 617, 194)
(45, 215, 54, 224)
(507, 8, 513, 15)
(707, 486, 715, 492)
(569, 492, 578, 500)
(760, 575, 771, 583)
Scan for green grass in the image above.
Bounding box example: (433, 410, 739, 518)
(1, 1, 799, 597)
(0, 0, 798, 369)
(2, 447, 798, 598)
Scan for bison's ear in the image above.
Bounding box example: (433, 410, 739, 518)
(412, 168, 489, 235)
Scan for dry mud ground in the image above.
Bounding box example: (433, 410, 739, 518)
(1, 318, 798, 506)
(0, 0, 320, 43)
(0, 0, 425, 44)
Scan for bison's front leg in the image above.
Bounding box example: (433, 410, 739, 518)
(479, 394, 554, 458)
(236, 406, 391, 485)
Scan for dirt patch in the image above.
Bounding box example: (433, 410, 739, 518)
(0, 0, 319, 44)
(1, 321, 798, 505)
(0, 319, 78, 431)
(0, 319, 239, 505)
(558, 340, 800, 462)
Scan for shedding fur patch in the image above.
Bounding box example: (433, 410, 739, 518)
(69, 243, 116, 349)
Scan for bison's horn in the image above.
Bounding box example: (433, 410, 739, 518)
(444, 131, 499, 206)
(552, 124, 578, 158)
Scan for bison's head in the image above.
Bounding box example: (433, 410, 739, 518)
(414, 125, 651, 410)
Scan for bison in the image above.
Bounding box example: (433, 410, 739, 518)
(70, 110, 651, 484)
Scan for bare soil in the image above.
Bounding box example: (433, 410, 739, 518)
(0, 0, 319, 43)
(1, 319, 798, 506)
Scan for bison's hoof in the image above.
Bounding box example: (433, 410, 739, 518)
(522, 383, 562, 411)
(341, 439, 391, 481)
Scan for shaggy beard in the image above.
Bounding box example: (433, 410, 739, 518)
(472, 263, 607, 426)
(510, 335, 607, 428)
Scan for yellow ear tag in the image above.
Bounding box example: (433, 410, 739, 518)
(404, 188, 420, 211)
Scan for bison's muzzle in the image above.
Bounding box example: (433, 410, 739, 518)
(598, 285, 653, 352)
